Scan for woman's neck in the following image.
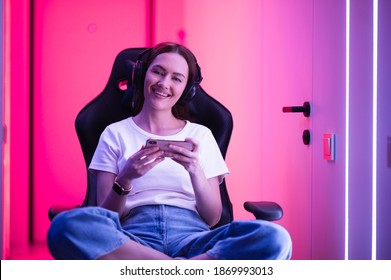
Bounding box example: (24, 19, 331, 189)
(133, 110, 186, 136)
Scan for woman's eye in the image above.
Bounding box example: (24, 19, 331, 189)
(152, 70, 163, 75)
(173, 77, 182, 83)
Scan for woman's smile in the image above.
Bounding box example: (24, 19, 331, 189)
(152, 86, 171, 98)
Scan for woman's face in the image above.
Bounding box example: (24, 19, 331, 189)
(143, 52, 189, 112)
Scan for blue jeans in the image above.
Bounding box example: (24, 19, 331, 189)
(47, 205, 292, 260)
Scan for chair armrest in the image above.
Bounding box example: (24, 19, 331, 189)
(243, 201, 283, 221)
(48, 205, 80, 221)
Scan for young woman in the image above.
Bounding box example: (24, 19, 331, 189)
(47, 42, 292, 260)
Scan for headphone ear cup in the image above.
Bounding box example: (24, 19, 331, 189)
(188, 84, 198, 100)
(178, 82, 199, 105)
(179, 63, 202, 104)
(122, 59, 136, 112)
(132, 48, 153, 91)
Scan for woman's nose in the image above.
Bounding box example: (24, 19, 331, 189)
(157, 76, 169, 88)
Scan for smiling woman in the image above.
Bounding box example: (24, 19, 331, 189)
(141, 52, 189, 115)
(131, 43, 203, 119)
(46, 42, 292, 260)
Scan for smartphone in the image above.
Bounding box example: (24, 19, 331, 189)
(145, 139, 194, 152)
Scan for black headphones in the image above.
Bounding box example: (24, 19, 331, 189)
(132, 47, 203, 104)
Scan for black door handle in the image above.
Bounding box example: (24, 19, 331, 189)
(282, 101, 311, 117)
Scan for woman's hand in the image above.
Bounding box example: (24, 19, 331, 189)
(97, 146, 165, 217)
(116, 146, 165, 189)
(163, 138, 201, 174)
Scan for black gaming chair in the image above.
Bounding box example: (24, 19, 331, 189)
(48, 48, 283, 227)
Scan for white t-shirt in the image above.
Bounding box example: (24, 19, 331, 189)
(89, 117, 229, 214)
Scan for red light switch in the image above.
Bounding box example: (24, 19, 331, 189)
(323, 133, 335, 161)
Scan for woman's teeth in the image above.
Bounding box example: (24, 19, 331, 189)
(155, 91, 169, 97)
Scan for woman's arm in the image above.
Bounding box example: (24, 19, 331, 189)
(166, 138, 222, 227)
(96, 146, 165, 218)
(96, 171, 128, 216)
(190, 171, 222, 227)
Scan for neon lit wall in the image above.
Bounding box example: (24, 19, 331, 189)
(377, 0, 391, 260)
(348, 0, 374, 259)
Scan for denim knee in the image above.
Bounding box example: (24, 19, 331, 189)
(47, 209, 86, 259)
(201, 220, 292, 260)
(263, 222, 292, 260)
(47, 207, 129, 259)
(234, 220, 292, 260)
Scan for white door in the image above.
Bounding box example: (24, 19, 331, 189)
(260, 0, 314, 260)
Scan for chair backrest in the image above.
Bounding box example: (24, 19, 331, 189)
(75, 48, 234, 227)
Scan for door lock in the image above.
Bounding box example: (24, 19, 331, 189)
(302, 130, 311, 145)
